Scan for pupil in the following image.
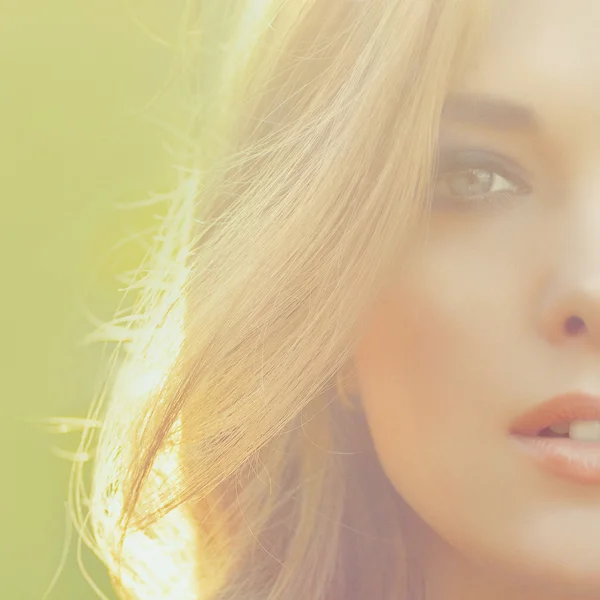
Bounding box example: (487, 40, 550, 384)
(448, 169, 492, 196)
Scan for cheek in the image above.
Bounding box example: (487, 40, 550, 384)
(352, 280, 500, 566)
(353, 227, 522, 493)
(356, 289, 453, 418)
(351, 241, 519, 542)
(354, 283, 462, 484)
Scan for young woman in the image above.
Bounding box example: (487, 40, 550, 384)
(74, 0, 600, 598)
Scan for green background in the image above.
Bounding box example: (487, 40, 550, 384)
(2, 1, 190, 597)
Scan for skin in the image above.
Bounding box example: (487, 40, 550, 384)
(349, 1, 600, 598)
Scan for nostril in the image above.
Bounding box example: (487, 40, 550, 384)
(564, 315, 586, 336)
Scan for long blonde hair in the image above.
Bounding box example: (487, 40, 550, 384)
(71, 1, 487, 599)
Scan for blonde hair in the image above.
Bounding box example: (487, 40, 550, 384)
(70, 1, 487, 599)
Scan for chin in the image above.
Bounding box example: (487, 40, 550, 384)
(472, 535, 600, 596)
(530, 551, 600, 592)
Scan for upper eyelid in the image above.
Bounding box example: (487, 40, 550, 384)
(436, 148, 532, 179)
(437, 148, 528, 177)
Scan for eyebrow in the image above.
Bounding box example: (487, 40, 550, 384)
(442, 93, 540, 132)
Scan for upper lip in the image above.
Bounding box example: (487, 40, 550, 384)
(510, 392, 600, 436)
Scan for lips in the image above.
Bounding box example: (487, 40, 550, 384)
(509, 392, 600, 437)
(509, 392, 600, 484)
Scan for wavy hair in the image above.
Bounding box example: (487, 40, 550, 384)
(70, 1, 487, 599)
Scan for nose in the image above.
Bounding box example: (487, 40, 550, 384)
(541, 284, 600, 348)
(539, 220, 600, 350)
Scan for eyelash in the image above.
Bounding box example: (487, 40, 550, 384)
(432, 149, 532, 211)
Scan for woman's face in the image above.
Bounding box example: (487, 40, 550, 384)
(353, 0, 600, 595)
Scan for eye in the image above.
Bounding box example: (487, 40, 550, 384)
(441, 168, 516, 197)
(432, 150, 532, 211)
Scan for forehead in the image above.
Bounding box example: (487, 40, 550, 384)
(454, 0, 600, 137)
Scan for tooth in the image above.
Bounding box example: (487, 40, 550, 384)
(549, 423, 570, 435)
(568, 420, 600, 441)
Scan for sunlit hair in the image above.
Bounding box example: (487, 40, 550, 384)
(69, 1, 487, 599)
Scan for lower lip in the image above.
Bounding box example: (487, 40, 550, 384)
(511, 434, 600, 484)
